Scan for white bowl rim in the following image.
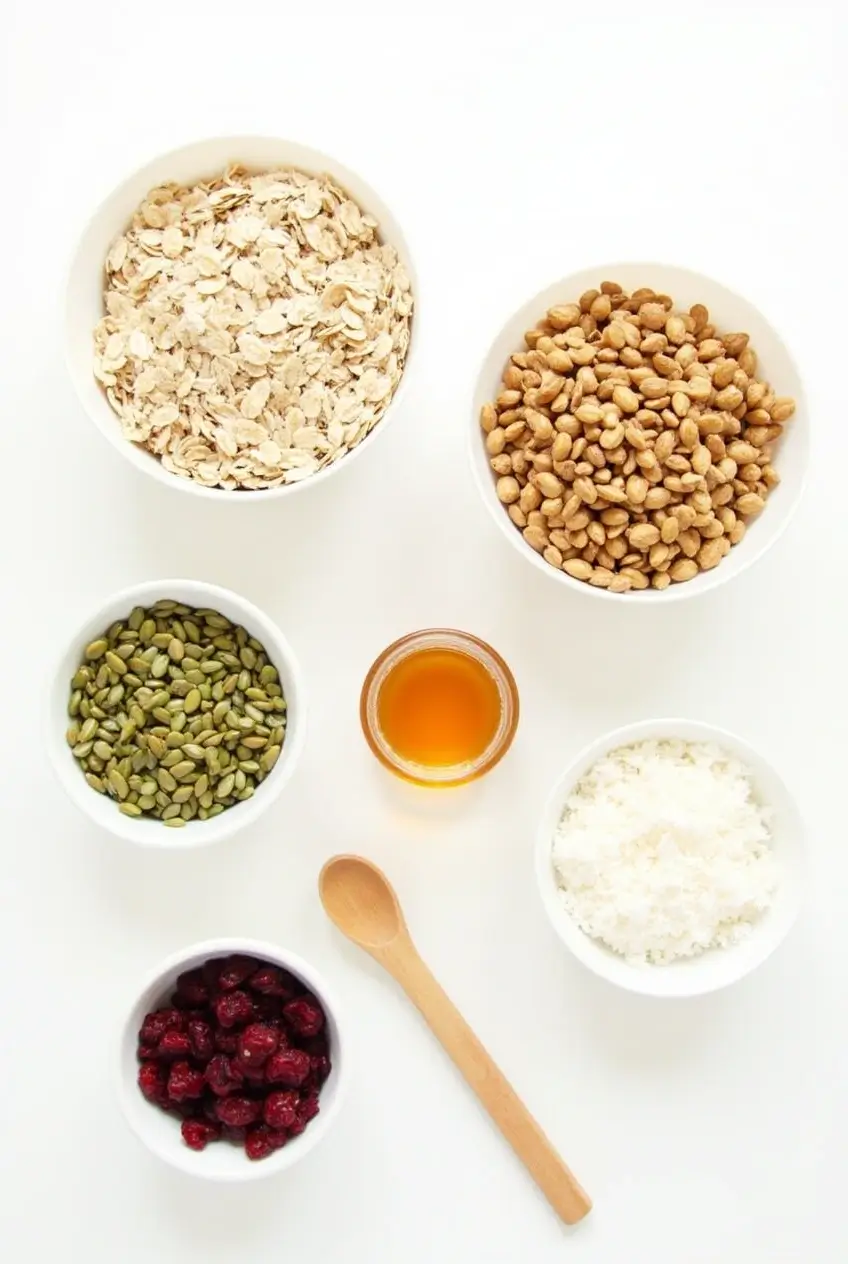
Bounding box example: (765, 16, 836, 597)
(534, 716, 805, 997)
(118, 937, 348, 1181)
(65, 132, 419, 502)
(47, 578, 306, 848)
(469, 259, 809, 603)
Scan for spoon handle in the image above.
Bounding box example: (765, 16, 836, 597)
(390, 945, 592, 1225)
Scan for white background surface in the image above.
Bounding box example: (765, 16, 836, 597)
(1, 3, 846, 1260)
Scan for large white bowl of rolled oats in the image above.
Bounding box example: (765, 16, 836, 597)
(66, 136, 416, 496)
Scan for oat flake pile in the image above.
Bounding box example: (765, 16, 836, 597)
(94, 166, 413, 490)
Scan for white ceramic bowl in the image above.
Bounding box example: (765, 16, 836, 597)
(535, 719, 804, 997)
(66, 134, 418, 500)
(119, 939, 347, 1181)
(48, 579, 305, 847)
(470, 262, 808, 602)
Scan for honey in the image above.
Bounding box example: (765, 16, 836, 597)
(375, 646, 502, 768)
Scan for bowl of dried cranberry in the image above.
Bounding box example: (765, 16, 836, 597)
(120, 939, 347, 1179)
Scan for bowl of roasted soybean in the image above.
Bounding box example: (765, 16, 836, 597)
(470, 263, 808, 601)
(49, 580, 305, 846)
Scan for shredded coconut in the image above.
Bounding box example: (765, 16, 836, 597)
(551, 739, 778, 964)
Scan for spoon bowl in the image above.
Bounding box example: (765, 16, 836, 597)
(319, 855, 408, 951)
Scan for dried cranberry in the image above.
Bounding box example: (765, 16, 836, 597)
(181, 1119, 221, 1151)
(214, 1027, 239, 1055)
(215, 990, 254, 1029)
(217, 955, 258, 992)
(307, 1055, 332, 1088)
(298, 1093, 320, 1124)
(235, 1059, 267, 1085)
(215, 1096, 262, 1127)
(287, 1117, 306, 1138)
(205, 1054, 244, 1097)
(158, 1030, 193, 1060)
(175, 968, 209, 1007)
(265, 1048, 311, 1087)
(187, 1019, 215, 1063)
(221, 1125, 247, 1144)
(137, 1044, 159, 1061)
(263, 1090, 299, 1130)
(237, 1023, 279, 1067)
(248, 965, 299, 999)
(283, 997, 325, 1038)
(139, 1007, 183, 1045)
(167, 1061, 205, 1101)
(245, 1125, 275, 1161)
(138, 1062, 167, 1104)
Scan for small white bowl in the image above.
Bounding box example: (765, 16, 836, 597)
(48, 579, 306, 847)
(66, 134, 418, 500)
(470, 262, 808, 602)
(535, 719, 804, 997)
(119, 939, 347, 1181)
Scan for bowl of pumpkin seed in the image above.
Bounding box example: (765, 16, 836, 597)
(48, 580, 306, 846)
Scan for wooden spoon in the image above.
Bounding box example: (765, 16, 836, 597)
(319, 854, 592, 1226)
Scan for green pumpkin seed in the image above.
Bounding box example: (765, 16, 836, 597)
(170, 760, 195, 781)
(85, 773, 106, 793)
(164, 817, 186, 828)
(215, 773, 235, 799)
(184, 689, 201, 714)
(157, 768, 177, 792)
(105, 651, 126, 675)
(119, 802, 143, 817)
(166, 731, 185, 749)
(93, 740, 113, 761)
(108, 768, 129, 799)
(260, 745, 281, 773)
(137, 795, 157, 810)
(84, 639, 109, 660)
(172, 785, 194, 804)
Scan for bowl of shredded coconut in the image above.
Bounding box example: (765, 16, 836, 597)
(66, 136, 416, 498)
(535, 719, 804, 997)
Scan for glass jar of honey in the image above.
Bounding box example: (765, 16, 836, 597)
(360, 629, 519, 787)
